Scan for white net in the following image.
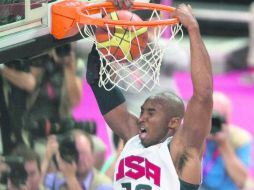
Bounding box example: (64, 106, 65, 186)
(78, 7, 183, 92)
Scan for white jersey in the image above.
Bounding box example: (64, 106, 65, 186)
(114, 135, 180, 190)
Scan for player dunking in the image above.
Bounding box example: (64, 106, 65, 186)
(87, 3, 213, 190)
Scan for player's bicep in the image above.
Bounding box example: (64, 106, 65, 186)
(104, 102, 139, 142)
(176, 96, 212, 150)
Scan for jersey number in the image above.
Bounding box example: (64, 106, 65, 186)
(121, 182, 152, 190)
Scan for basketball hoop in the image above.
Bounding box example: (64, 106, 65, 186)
(51, 0, 183, 91)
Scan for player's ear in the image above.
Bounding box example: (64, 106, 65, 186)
(168, 117, 181, 130)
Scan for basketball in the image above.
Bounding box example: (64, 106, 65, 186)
(95, 10, 148, 62)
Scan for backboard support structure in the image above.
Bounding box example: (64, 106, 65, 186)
(0, 0, 82, 63)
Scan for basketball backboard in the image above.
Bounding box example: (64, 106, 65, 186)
(0, 0, 82, 63)
(0, 0, 157, 64)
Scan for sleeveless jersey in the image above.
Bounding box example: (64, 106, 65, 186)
(114, 135, 180, 190)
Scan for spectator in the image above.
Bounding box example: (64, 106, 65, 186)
(0, 59, 31, 154)
(25, 43, 83, 125)
(26, 43, 83, 158)
(200, 91, 253, 190)
(11, 145, 49, 190)
(42, 130, 114, 190)
(0, 145, 49, 190)
(0, 43, 84, 156)
(0, 155, 28, 190)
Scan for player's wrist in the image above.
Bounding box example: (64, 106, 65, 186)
(90, 82, 125, 115)
(187, 22, 199, 33)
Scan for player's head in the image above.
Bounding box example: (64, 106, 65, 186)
(138, 92, 185, 147)
(213, 91, 232, 123)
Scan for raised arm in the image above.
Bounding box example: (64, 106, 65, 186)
(86, 46, 139, 142)
(170, 4, 213, 183)
(178, 4, 213, 148)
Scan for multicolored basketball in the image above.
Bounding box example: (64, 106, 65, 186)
(95, 10, 148, 62)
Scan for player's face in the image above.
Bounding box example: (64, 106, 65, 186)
(138, 99, 170, 147)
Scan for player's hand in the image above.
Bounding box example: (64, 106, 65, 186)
(107, 0, 133, 9)
(172, 4, 198, 31)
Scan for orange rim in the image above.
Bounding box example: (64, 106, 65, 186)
(51, 0, 179, 39)
(77, 2, 179, 27)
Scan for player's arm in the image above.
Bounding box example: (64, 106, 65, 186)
(86, 46, 139, 142)
(170, 4, 213, 184)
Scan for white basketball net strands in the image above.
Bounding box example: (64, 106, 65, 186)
(78, 7, 183, 92)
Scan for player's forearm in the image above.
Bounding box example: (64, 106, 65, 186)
(87, 45, 138, 141)
(1, 67, 36, 92)
(188, 25, 213, 100)
(219, 141, 249, 187)
(87, 45, 126, 115)
(180, 25, 213, 148)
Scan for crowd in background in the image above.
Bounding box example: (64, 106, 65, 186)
(0, 0, 254, 190)
(0, 42, 119, 190)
